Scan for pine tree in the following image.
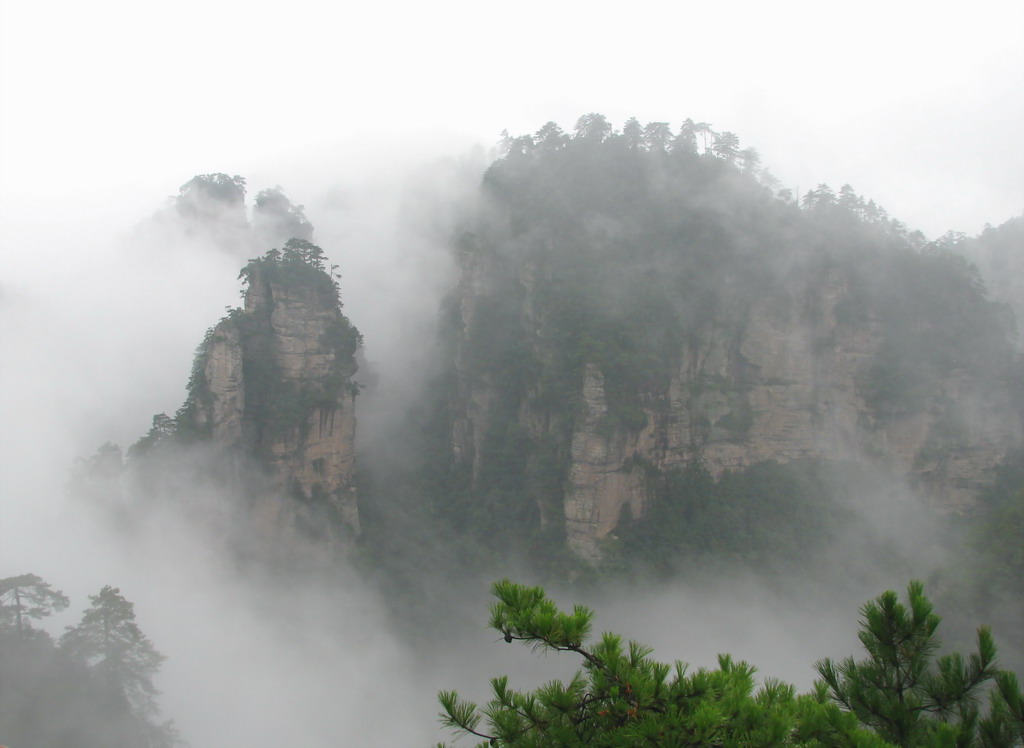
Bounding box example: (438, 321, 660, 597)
(535, 121, 569, 152)
(438, 580, 1021, 747)
(621, 117, 643, 151)
(673, 118, 698, 153)
(60, 586, 166, 719)
(642, 121, 673, 152)
(979, 671, 1024, 746)
(0, 573, 69, 637)
(712, 130, 741, 163)
(437, 580, 847, 747)
(815, 580, 1001, 746)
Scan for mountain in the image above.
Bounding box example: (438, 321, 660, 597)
(175, 240, 362, 547)
(106, 180, 363, 563)
(426, 118, 1023, 561)
(108, 123, 1021, 571)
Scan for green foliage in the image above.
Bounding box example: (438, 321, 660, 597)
(971, 451, 1024, 600)
(815, 581, 1001, 746)
(177, 172, 246, 203)
(237, 239, 351, 306)
(439, 581, 1022, 747)
(429, 117, 801, 565)
(474, 113, 783, 424)
(435, 115, 987, 568)
(127, 413, 177, 459)
(175, 240, 362, 453)
(0, 624, 177, 748)
(429, 117, 1017, 577)
(173, 326, 218, 442)
(610, 460, 857, 579)
(841, 249, 1015, 417)
(935, 450, 1024, 668)
(438, 581, 912, 747)
(980, 672, 1024, 747)
(438, 580, 813, 747)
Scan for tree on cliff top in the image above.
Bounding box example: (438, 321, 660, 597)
(253, 185, 314, 247)
(175, 173, 247, 219)
(280, 237, 327, 271)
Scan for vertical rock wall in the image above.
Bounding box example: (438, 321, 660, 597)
(450, 254, 1022, 558)
(188, 258, 360, 554)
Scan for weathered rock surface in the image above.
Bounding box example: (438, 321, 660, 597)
(450, 255, 1022, 559)
(187, 256, 360, 553)
(564, 365, 648, 561)
(194, 323, 245, 445)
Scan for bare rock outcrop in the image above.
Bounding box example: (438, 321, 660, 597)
(563, 365, 649, 560)
(184, 246, 362, 554)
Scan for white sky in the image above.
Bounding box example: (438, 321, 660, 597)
(1, 0, 1022, 240)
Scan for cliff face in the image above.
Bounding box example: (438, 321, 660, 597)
(563, 364, 648, 554)
(450, 253, 1021, 559)
(186, 247, 362, 550)
(444, 147, 1022, 561)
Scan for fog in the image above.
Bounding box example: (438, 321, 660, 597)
(2, 2, 1022, 744)
(0, 145, 567, 745)
(3, 2, 1022, 237)
(1, 141, 1003, 746)
(0, 154, 462, 745)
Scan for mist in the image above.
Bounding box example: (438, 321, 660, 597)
(2, 120, 1021, 745)
(3, 3, 1023, 738)
(0, 141, 478, 745)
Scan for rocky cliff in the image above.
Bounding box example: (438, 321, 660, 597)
(182, 240, 362, 551)
(443, 139, 1023, 560)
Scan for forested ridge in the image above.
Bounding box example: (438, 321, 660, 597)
(379, 115, 1021, 590)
